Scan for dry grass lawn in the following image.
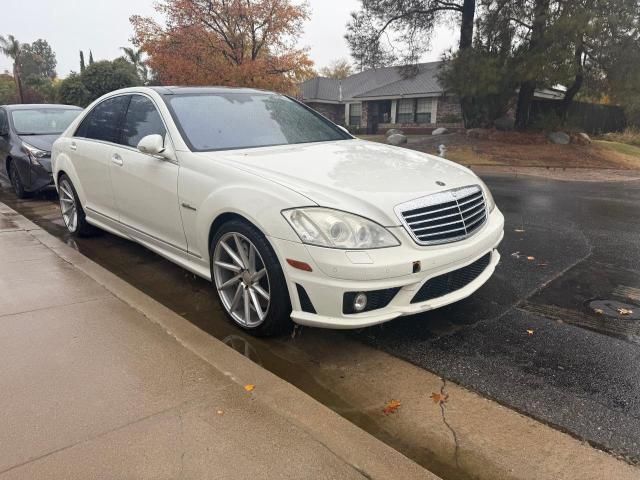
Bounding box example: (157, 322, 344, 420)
(446, 140, 640, 170)
(360, 132, 640, 170)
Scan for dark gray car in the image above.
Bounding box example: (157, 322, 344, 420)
(0, 104, 82, 198)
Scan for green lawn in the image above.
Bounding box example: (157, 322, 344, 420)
(595, 140, 640, 158)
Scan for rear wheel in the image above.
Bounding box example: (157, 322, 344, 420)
(58, 174, 94, 237)
(7, 161, 28, 199)
(211, 219, 292, 336)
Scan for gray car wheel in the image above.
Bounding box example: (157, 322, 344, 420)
(8, 161, 28, 199)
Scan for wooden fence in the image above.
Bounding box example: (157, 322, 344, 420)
(531, 99, 626, 134)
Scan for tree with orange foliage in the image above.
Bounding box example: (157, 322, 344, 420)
(130, 0, 314, 94)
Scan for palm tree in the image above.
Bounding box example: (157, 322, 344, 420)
(0, 34, 24, 103)
(121, 46, 148, 85)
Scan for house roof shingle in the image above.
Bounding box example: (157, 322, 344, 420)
(300, 61, 444, 103)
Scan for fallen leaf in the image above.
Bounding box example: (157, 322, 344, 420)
(527, 329, 535, 335)
(594, 308, 604, 315)
(430, 392, 449, 405)
(244, 384, 255, 392)
(527, 256, 535, 261)
(617, 308, 634, 316)
(383, 399, 401, 415)
(514, 228, 525, 233)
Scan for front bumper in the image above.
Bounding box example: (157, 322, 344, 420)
(269, 208, 505, 329)
(26, 158, 54, 192)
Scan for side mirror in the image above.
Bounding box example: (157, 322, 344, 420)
(0, 125, 8, 136)
(137, 134, 165, 156)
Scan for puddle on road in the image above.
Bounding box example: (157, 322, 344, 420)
(523, 260, 640, 344)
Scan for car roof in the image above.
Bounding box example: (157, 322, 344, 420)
(147, 86, 275, 96)
(2, 104, 82, 111)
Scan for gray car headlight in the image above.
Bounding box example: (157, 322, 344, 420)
(282, 208, 400, 249)
(476, 178, 496, 213)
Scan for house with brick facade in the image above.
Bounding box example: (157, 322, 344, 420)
(299, 61, 464, 134)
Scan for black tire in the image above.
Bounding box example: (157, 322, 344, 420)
(57, 173, 96, 237)
(210, 219, 292, 337)
(7, 161, 29, 199)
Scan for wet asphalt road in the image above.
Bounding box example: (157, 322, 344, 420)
(2, 173, 640, 465)
(355, 174, 640, 463)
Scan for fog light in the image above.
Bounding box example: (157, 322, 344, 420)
(353, 292, 368, 312)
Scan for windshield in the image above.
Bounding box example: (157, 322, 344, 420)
(11, 108, 81, 135)
(166, 93, 351, 152)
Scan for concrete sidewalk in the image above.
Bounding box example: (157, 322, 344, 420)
(0, 202, 435, 480)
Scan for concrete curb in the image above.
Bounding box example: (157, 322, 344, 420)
(0, 203, 436, 480)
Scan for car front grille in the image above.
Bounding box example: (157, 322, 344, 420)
(395, 185, 487, 245)
(411, 252, 492, 304)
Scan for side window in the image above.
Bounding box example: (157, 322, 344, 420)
(121, 95, 166, 149)
(74, 96, 130, 143)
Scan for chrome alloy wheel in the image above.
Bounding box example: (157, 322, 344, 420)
(213, 232, 271, 328)
(58, 178, 78, 232)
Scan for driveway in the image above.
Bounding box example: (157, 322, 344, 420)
(2, 172, 640, 466)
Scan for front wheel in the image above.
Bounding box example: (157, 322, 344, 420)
(211, 219, 292, 336)
(58, 174, 95, 237)
(8, 161, 29, 199)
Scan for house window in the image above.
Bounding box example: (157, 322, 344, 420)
(397, 99, 414, 123)
(416, 98, 432, 124)
(349, 103, 361, 126)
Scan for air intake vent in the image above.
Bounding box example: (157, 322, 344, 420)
(411, 252, 492, 304)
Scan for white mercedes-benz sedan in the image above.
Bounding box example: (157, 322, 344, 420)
(52, 86, 504, 336)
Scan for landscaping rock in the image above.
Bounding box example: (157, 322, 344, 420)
(494, 116, 515, 131)
(572, 132, 592, 145)
(432, 127, 449, 136)
(548, 131, 571, 145)
(467, 128, 491, 139)
(387, 133, 408, 145)
(386, 128, 404, 137)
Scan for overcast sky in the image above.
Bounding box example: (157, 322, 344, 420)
(0, 0, 457, 77)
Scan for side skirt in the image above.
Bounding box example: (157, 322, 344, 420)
(85, 207, 211, 281)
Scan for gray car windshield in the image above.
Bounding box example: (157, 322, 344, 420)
(166, 93, 351, 151)
(11, 109, 81, 135)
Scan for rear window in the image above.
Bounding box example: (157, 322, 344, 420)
(11, 108, 81, 135)
(165, 93, 351, 152)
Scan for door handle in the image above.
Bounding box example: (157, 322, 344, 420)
(70, 142, 77, 151)
(111, 154, 123, 166)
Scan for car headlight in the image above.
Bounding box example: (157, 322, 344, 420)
(22, 142, 49, 167)
(282, 208, 400, 249)
(476, 178, 496, 213)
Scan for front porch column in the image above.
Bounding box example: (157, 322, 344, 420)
(431, 97, 438, 124)
(391, 100, 397, 124)
(360, 101, 369, 131)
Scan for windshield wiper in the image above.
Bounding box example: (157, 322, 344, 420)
(18, 132, 60, 136)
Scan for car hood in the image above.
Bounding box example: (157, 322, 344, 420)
(205, 139, 481, 226)
(19, 134, 59, 153)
